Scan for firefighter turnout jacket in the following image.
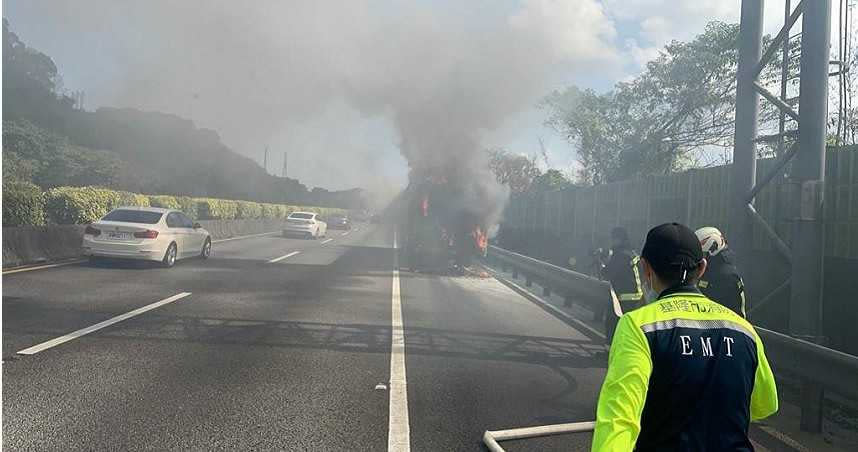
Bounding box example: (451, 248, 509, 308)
(605, 247, 643, 302)
(592, 285, 778, 451)
(698, 248, 747, 318)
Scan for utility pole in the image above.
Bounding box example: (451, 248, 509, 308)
(282, 152, 288, 178)
(264, 147, 269, 174)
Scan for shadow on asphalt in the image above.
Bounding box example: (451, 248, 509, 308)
(4, 309, 606, 371)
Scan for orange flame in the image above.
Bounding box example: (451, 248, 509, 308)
(472, 225, 488, 256)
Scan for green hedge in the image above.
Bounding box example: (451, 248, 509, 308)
(118, 191, 151, 208)
(261, 203, 279, 218)
(148, 195, 181, 210)
(195, 198, 238, 220)
(4, 184, 345, 225)
(3, 180, 46, 226)
(236, 201, 262, 219)
(45, 186, 121, 224)
(176, 196, 199, 220)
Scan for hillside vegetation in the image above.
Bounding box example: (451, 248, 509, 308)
(2, 19, 363, 209)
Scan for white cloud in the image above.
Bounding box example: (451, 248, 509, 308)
(602, 0, 795, 70)
(509, 0, 619, 63)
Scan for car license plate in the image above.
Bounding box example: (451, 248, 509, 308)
(106, 231, 131, 240)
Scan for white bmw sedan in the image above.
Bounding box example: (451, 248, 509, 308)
(283, 211, 327, 239)
(82, 207, 212, 267)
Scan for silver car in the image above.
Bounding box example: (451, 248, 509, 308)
(82, 207, 212, 267)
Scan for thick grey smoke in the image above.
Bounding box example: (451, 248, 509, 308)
(6, 0, 617, 215)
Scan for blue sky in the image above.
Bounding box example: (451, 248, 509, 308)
(5, 1, 839, 191)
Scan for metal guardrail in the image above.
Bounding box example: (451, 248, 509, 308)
(486, 245, 858, 429)
(488, 245, 610, 310)
(757, 327, 858, 400)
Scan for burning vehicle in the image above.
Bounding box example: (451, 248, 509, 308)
(400, 170, 490, 275)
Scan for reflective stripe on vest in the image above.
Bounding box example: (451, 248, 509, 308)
(618, 255, 643, 301)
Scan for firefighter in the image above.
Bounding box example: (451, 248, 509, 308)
(592, 223, 778, 451)
(603, 227, 643, 343)
(695, 226, 748, 318)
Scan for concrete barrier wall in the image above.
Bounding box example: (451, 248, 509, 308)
(2, 225, 87, 268)
(2, 219, 286, 268)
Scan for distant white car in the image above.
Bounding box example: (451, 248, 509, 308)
(82, 207, 211, 267)
(283, 212, 327, 239)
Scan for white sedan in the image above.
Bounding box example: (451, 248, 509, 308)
(283, 211, 327, 239)
(82, 207, 211, 267)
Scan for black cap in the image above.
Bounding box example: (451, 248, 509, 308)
(641, 223, 704, 274)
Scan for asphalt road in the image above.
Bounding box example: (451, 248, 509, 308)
(3, 223, 606, 451)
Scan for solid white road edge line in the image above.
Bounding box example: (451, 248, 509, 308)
(341, 230, 351, 236)
(17, 292, 192, 355)
(267, 251, 301, 263)
(2, 259, 87, 275)
(388, 230, 411, 452)
(321, 238, 333, 244)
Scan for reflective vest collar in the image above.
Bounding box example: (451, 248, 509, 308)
(657, 284, 703, 300)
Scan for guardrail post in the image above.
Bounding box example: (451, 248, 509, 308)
(512, 267, 519, 279)
(525, 275, 533, 287)
(543, 286, 551, 297)
(800, 379, 824, 432)
(564, 295, 573, 307)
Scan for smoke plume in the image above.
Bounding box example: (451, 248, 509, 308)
(7, 0, 618, 217)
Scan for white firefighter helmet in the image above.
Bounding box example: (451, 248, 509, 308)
(695, 226, 727, 256)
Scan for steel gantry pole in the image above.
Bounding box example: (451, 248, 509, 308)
(733, 0, 833, 433)
(791, 0, 832, 433)
(790, 0, 831, 344)
(730, 0, 764, 270)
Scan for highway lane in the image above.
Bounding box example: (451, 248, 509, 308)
(4, 222, 612, 451)
(3, 225, 391, 451)
(400, 271, 604, 451)
(2, 229, 364, 357)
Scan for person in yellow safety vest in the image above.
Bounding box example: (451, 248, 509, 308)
(604, 227, 643, 343)
(592, 223, 778, 451)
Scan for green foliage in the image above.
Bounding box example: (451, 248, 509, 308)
(148, 195, 181, 210)
(176, 196, 199, 219)
(542, 21, 797, 184)
(44, 186, 123, 224)
(487, 148, 541, 194)
(117, 191, 150, 208)
(3, 120, 122, 188)
(260, 203, 278, 218)
(195, 198, 238, 220)
(3, 20, 367, 209)
(236, 201, 262, 219)
(2, 180, 45, 226)
(530, 169, 573, 193)
(9, 184, 344, 226)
